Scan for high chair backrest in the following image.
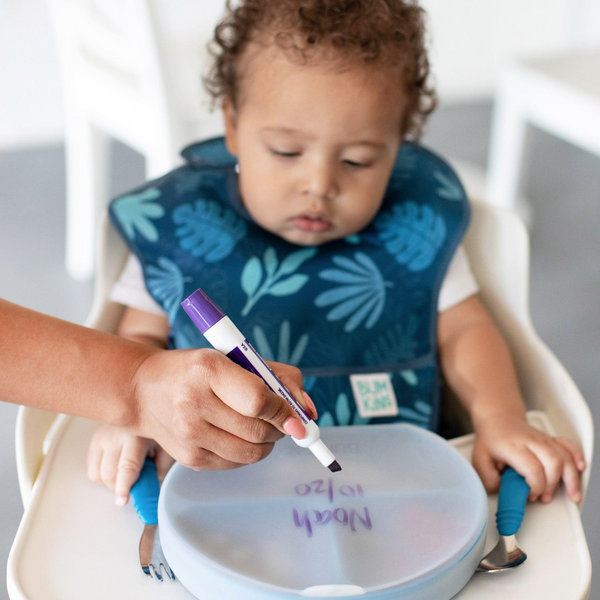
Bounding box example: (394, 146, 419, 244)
(46, 0, 176, 164)
(463, 201, 593, 497)
(15, 201, 594, 507)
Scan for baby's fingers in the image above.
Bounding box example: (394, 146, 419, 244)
(115, 442, 151, 507)
(561, 456, 582, 503)
(556, 437, 586, 472)
(86, 441, 103, 484)
(471, 444, 501, 493)
(508, 448, 547, 501)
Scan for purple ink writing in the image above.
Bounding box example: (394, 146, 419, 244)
(293, 479, 365, 504)
(292, 507, 372, 538)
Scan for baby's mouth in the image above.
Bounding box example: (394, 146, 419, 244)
(291, 212, 333, 233)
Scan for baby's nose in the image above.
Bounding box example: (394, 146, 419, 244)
(302, 162, 339, 200)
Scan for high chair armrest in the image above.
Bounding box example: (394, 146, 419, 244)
(15, 406, 63, 509)
(513, 325, 594, 506)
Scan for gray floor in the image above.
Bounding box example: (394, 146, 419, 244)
(0, 101, 598, 598)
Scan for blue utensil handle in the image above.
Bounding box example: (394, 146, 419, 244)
(130, 457, 160, 526)
(496, 467, 530, 536)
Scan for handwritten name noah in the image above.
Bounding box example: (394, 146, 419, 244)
(291, 479, 372, 539)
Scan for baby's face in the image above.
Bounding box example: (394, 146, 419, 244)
(223, 46, 407, 246)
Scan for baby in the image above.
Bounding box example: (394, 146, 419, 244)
(88, 0, 585, 507)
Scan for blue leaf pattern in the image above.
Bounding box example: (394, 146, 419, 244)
(400, 370, 419, 386)
(434, 170, 463, 201)
(173, 199, 246, 262)
(352, 410, 370, 425)
(363, 315, 419, 365)
(269, 274, 309, 296)
(304, 376, 317, 394)
(374, 201, 447, 272)
(315, 252, 392, 332)
(241, 247, 317, 316)
(112, 188, 165, 242)
(335, 393, 351, 426)
(318, 411, 335, 428)
(252, 321, 309, 365)
(146, 257, 191, 322)
(398, 400, 432, 427)
(241, 257, 262, 297)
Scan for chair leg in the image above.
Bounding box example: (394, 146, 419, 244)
(64, 117, 110, 281)
(485, 71, 530, 213)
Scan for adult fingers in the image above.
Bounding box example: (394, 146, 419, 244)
(202, 399, 284, 444)
(205, 352, 306, 438)
(199, 422, 277, 466)
(154, 450, 176, 482)
(115, 440, 152, 506)
(267, 361, 317, 419)
(177, 446, 246, 472)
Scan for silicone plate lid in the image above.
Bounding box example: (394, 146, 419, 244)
(159, 424, 488, 600)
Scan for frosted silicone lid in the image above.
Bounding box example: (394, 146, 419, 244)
(159, 424, 488, 599)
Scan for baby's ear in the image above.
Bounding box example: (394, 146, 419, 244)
(222, 98, 239, 157)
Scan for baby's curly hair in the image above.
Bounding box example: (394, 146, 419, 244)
(204, 0, 436, 141)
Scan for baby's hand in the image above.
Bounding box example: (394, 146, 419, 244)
(87, 425, 175, 506)
(472, 413, 585, 504)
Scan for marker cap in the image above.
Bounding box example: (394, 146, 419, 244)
(181, 289, 225, 334)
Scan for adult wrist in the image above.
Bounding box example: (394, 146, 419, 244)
(124, 343, 163, 433)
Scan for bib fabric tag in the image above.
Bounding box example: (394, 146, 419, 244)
(350, 373, 399, 419)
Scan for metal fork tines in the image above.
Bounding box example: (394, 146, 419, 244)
(139, 523, 175, 582)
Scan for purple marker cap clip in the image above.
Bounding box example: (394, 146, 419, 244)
(181, 289, 225, 334)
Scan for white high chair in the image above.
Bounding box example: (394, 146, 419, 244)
(7, 201, 593, 599)
(46, 0, 225, 281)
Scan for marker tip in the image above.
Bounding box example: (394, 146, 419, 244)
(328, 460, 342, 473)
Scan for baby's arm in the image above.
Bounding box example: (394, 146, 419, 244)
(437, 295, 585, 503)
(87, 307, 175, 505)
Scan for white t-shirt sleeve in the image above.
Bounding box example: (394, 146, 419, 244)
(109, 254, 167, 316)
(110, 246, 478, 318)
(437, 245, 479, 312)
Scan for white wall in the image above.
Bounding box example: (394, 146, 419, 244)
(0, 0, 591, 149)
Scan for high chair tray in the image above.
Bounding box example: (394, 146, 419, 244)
(7, 411, 591, 600)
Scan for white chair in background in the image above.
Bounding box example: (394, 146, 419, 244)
(46, 0, 225, 281)
(485, 49, 600, 214)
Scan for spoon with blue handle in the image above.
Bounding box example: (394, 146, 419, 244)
(130, 457, 175, 581)
(477, 467, 530, 572)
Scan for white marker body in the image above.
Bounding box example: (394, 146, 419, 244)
(204, 316, 336, 469)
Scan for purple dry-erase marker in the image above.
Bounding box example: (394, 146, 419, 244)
(181, 288, 341, 472)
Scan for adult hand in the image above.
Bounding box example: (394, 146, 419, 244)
(131, 348, 317, 470)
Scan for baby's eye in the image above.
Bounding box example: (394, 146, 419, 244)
(343, 159, 372, 168)
(270, 149, 301, 158)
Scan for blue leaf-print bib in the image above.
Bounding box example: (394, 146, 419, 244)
(109, 137, 470, 432)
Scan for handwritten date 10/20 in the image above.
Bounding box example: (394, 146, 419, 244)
(294, 479, 364, 504)
(292, 479, 371, 538)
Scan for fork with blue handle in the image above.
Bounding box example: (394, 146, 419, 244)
(130, 458, 176, 581)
